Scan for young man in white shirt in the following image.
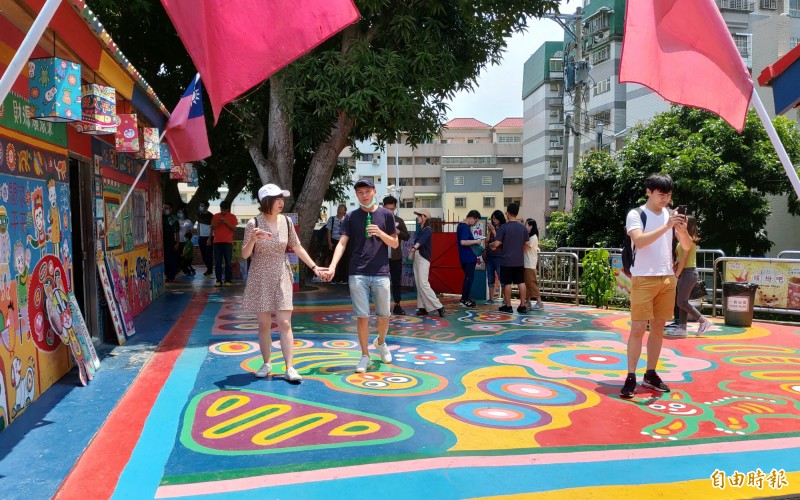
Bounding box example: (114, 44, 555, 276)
(621, 174, 691, 399)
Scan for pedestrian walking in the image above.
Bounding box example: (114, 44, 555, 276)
(620, 173, 691, 399)
(485, 210, 506, 304)
(410, 209, 445, 317)
(666, 215, 712, 337)
(242, 184, 326, 382)
(180, 231, 196, 276)
(456, 210, 483, 308)
(489, 203, 528, 314)
(382, 196, 410, 315)
(524, 218, 544, 310)
(211, 200, 238, 287)
(323, 178, 399, 373)
(326, 204, 349, 284)
(162, 202, 179, 282)
(196, 201, 214, 276)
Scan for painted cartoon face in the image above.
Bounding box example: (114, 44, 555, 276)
(61, 241, 69, 260)
(28, 62, 36, 78)
(62, 89, 72, 105)
(0, 213, 7, 234)
(647, 401, 702, 417)
(345, 372, 418, 391)
(34, 205, 44, 233)
(48, 185, 57, 208)
(44, 87, 57, 103)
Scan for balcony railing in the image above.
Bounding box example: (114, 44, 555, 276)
(760, 0, 777, 8)
(717, 0, 754, 11)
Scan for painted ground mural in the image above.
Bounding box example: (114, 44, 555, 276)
(59, 285, 800, 498)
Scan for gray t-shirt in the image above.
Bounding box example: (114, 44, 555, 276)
(341, 207, 397, 276)
(496, 220, 528, 267)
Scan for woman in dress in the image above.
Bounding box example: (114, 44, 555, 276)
(524, 218, 544, 310)
(409, 209, 445, 317)
(242, 184, 326, 382)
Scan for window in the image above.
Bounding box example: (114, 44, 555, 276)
(497, 135, 521, 143)
(454, 176, 465, 186)
(503, 177, 522, 185)
(550, 83, 560, 92)
(586, 13, 609, 33)
(497, 156, 521, 164)
(417, 177, 440, 186)
(239, 218, 250, 225)
(719, 0, 753, 10)
(549, 58, 563, 72)
(362, 154, 373, 161)
(761, 0, 777, 8)
(455, 197, 466, 208)
(733, 34, 750, 57)
(593, 77, 611, 96)
(417, 198, 441, 208)
(467, 139, 475, 144)
(549, 190, 559, 200)
(399, 177, 413, 186)
(790, 0, 799, 15)
(549, 136, 563, 148)
(504, 197, 522, 207)
(590, 45, 611, 65)
(792, 37, 800, 49)
(400, 199, 414, 208)
(441, 156, 493, 165)
(483, 196, 495, 208)
(593, 110, 611, 126)
(482, 176, 492, 186)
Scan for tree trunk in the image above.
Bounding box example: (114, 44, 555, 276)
(267, 74, 293, 192)
(223, 178, 247, 204)
(293, 112, 355, 248)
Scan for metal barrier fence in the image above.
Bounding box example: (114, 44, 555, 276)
(777, 250, 800, 259)
(537, 251, 581, 304)
(712, 256, 800, 318)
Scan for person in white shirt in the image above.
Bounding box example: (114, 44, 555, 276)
(620, 173, 691, 399)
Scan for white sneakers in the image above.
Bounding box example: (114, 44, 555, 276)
(285, 367, 302, 381)
(255, 362, 271, 377)
(373, 338, 392, 363)
(667, 327, 688, 338)
(696, 319, 712, 335)
(355, 355, 371, 373)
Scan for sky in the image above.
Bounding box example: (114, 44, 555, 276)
(445, 2, 574, 126)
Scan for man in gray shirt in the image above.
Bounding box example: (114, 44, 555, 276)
(489, 203, 529, 314)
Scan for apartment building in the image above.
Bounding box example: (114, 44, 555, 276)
(334, 118, 524, 224)
(522, 0, 800, 254)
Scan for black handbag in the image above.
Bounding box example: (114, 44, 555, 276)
(689, 279, 708, 300)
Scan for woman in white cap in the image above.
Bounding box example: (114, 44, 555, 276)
(409, 209, 445, 317)
(242, 184, 327, 382)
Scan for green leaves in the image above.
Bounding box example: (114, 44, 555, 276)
(580, 248, 615, 309)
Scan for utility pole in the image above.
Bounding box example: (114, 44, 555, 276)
(555, 6, 583, 212)
(559, 115, 571, 211)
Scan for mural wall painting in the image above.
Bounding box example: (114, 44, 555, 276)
(96, 254, 126, 345)
(0, 134, 73, 425)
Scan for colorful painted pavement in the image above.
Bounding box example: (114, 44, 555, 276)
(58, 284, 800, 499)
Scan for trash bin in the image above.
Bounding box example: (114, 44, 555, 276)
(722, 282, 759, 327)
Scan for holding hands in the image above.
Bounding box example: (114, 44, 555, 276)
(318, 267, 334, 282)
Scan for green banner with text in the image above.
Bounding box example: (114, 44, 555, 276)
(0, 93, 68, 147)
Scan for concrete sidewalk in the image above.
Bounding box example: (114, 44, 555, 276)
(2, 278, 799, 499)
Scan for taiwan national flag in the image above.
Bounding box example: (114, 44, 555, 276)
(165, 73, 211, 164)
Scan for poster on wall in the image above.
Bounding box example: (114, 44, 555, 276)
(725, 260, 800, 310)
(471, 218, 487, 271)
(108, 253, 136, 336)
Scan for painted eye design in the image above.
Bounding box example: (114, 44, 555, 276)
(649, 404, 666, 410)
(668, 403, 686, 409)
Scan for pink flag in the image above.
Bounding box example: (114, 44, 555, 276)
(165, 74, 211, 164)
(619, 0, 753, 132)
(160, 0, 360, 122)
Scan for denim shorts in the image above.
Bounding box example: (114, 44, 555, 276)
(349, 275, 391, 318)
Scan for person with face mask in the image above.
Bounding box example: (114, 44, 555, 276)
(162, 202, 179, 282)
(196, 201, 214, 276)
(322, 178, 399, 374)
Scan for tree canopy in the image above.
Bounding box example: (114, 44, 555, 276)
(563, 107, 800, 256)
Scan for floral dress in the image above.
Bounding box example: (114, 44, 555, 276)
(242, 214, 299, 311)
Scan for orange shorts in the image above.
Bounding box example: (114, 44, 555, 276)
(630, 275, 677, 322)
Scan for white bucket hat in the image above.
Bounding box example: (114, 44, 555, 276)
(258, 183, 290, 201)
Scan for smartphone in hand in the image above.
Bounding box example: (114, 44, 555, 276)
(676, 205, 688, 215)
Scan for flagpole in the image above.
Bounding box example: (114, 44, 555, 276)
(751, 89, 800, 201)
(0, 0, 63, 106)
(115, 129, 168, 219)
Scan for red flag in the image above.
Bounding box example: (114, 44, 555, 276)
(160, 0, 360, 122)
(165, 74, 211, 164)
(619, 0, 753, 132)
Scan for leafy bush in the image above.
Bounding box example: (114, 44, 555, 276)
(580, 248, 615, 308)
(539, 238, 558, 252)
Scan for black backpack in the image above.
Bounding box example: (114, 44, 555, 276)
(621, 207, 646, 277)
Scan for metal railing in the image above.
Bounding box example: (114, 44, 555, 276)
(777, 250, 800, 259)
(712, 256, 800, 317)
(537, 251, 581, 304)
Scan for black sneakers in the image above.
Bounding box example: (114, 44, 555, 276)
(498, 305, 513, 313)
(393, 304, 406, 315)
(642, 371, 670, 392)
(516, 305, 527, 314)
(437, 307, 446, 317)
(620, 374, 637, 399)
(416, 308, 428, 316)
(459, 299, 477, 308)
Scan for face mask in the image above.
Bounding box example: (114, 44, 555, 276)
(177, 213, 185, 220)
(359, 198, 377, 209)
(198, 206, 205, 213)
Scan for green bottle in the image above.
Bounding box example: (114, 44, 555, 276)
(365, 212, 372, 237)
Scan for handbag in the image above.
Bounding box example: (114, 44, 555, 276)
(689, 279, 708, 300)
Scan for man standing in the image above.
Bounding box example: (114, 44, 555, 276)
(196, 201, 214, 276)
(382, 196, 410, 315)
(621, 173, 690, 399)
(326, 204, 349, 284)
(211, 200, 238, 287)
(162, 202, 179, 282)
(489, 203, 528, 314)
(324, 179, 399, 373)
(456, 210, 483, 308)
